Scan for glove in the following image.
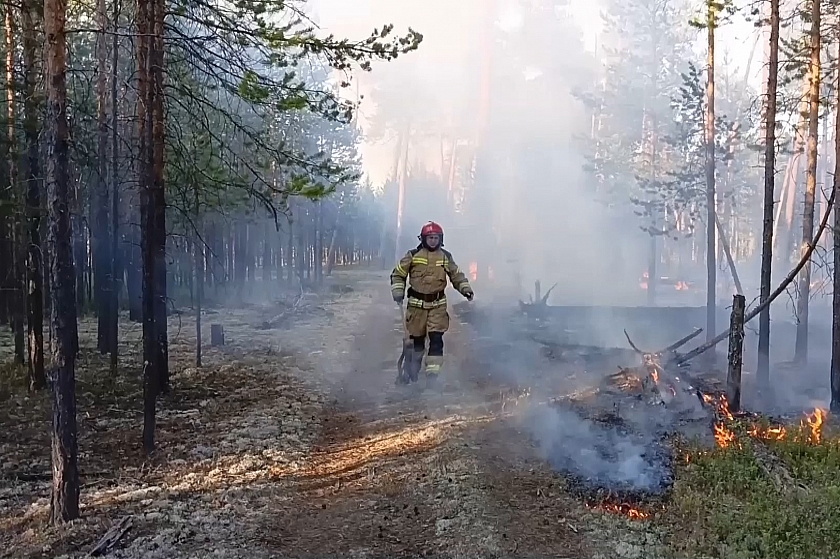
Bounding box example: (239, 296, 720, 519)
(393, 293, 404, 305)
(462, 287, 474, 301)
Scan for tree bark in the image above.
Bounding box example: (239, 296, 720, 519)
(45, 0, 80, 523)
(22, 0, 44, 390)
(830, 16, 840, 413)
(94, 0, 110, 353)
(109, 0, 120, 373)
(794, 0, 821, 364)
(6, 4, 26, 366)
(194, 187, 202, 368)
(151, 0, 168, 394)
(315, 201, 323, 284)
(704, 5, 717, 353)
(726, 294, 745, 412)
(757, 0, 780, 391)
(137, 0, 157, 453)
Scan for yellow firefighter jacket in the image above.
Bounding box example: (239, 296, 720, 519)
(391, 247, 472, 309)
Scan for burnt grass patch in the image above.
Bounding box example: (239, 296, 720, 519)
(530, 402, 675, 514)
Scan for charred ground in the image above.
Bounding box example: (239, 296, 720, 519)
(1, 269, 839, 559)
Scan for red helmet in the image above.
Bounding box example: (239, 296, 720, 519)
(420, 222, 443, 237)
(418, 221, 444, 249)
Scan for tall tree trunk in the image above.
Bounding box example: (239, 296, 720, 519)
(394, 131, 409, 262)
(704, 5, 717, 350)
(45, 0, 80, 523)
(795, 0, 821, 364)
(315, 201, 323, 285)
(6, 4, 26, 365)
(94, 0, 110, 353)
(22, 0, 44, 390)
(194, 187, 202, 368)
(109, 0, 120, 373)
(262, 220, 271, 283)
(151, 0, 168, 395)
(138, 0, 157, 453)
(830, 26, 840, 411)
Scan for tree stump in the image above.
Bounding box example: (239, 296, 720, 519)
(726, 294, 745, 412)
(210, 324, 224, 347)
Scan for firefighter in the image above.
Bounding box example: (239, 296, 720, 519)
(390, 221, 474, 383)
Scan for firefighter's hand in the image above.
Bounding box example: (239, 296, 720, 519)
(393, 293, 404, 305)
(462, 287, 474, 301)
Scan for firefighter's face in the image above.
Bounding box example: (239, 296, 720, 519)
(425, 234, 440, 248)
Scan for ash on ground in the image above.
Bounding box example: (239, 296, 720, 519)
(523, 403, 675, 502)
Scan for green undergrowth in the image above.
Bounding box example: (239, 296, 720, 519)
(667, 425, 840, 559)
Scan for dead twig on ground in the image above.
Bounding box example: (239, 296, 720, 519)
(88, 516, 132, 557)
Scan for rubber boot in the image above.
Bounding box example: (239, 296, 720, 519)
(425, 354, 443, 388)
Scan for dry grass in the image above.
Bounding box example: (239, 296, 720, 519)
(0, 300, 329, 559)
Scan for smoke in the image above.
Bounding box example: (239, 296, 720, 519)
(524, 404, 672, 494)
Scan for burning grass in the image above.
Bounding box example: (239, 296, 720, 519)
(667, 407, 840, 559)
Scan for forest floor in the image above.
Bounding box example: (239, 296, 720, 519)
(1, 268, 839, 559)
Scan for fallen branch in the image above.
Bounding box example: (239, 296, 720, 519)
(88, 516, 132, 557)
(623, 329, 643, 354)
(663, 328, 703, 353)
(674, 186, 836, 365)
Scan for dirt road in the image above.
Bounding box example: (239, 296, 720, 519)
(257, 269, 660, 558)
(0, 269, 664, 559)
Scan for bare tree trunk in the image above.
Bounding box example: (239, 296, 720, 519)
(705, 5, 717, 351)
(94, 0, 110, 353)
(830, 26, 840, 411)
(315, 201, 323, 285)
(109, 0, 120, 373)
(6, 4, 26, 365)
(45, 0, 80, 522)
(394, 130, 409, 262)
(138, 0, 157, 453)
(794, 0, 821, 364)
(194, 186, 202, 368)
(151, 0, 168, 394)
(22, 0, 44, 389)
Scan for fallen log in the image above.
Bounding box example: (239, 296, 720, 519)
(674, 186, 835, 365)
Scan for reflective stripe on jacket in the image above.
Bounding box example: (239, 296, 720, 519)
(390, 246, 471, 308)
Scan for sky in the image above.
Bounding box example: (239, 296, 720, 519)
(307, 0, 763, 188)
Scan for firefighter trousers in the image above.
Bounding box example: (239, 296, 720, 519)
(405, 305, 449, 376)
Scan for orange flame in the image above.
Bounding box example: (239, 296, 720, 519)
(805, 408, 826, 444)
(589, 503, 650, 520)
(706, 396, 828, 449)
(714, 423, 736, 448)
(717, 394, 734, 421)
(468, 261, 478, 282)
